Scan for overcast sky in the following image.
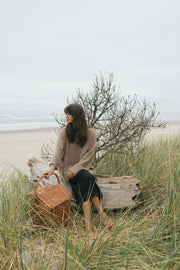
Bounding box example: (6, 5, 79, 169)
(0, 0, 180, 118)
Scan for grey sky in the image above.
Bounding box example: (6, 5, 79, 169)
(0, 0, 179, 117)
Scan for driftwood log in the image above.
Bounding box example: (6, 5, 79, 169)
(27, 157, 140, 209)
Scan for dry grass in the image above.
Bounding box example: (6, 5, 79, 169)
(0, 135, 180, 269)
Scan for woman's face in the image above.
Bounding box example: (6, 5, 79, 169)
(66, 113, 73, 123)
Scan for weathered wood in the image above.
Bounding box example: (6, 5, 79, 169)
(27, 157, 141, 209)
(95, 175, 140, 209)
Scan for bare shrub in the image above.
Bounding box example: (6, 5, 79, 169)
(42, 73, 166, 163)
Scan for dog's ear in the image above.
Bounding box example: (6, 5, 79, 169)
(27, 157, 37, 167)
(27, 159, 33, 167)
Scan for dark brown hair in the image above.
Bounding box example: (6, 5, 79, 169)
(64, 103, 88, 147)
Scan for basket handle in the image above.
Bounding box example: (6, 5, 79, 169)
(34, 173, 60, 196)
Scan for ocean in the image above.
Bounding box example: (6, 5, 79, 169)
(0, 114, 57, 132)
(0, 112, 180, 132)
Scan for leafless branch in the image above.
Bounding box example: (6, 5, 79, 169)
(41, 72, 166, 164)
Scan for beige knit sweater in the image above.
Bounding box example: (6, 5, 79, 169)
(49, 126, 96, 182)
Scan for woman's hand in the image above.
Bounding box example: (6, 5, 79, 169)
(66, 170, 74, 179)
(41, 170, 53, 179)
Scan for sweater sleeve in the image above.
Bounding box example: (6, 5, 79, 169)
(49, 127, 66, 172)
(69, 129, 96, 176)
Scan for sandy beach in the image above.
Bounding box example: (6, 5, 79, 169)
(0, 121, 180, 177)
(145, 121, 180, 140)
(0, 127, 57, 176)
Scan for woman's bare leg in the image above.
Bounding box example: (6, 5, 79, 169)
(82, 200, 96, 239)
(91, 197, 114, 228)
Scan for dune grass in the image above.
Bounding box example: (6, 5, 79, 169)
(0, 135, 180, 269)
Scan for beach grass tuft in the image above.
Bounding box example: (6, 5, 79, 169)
(0, 135, 180, 269)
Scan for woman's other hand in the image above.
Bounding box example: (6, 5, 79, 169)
(66, 170, 74, 179)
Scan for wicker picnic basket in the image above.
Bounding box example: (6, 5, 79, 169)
(29, 173, 73, 227)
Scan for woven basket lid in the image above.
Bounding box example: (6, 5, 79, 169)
(36, 184, 72, 209)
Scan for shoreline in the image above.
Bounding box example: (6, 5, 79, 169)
(0, 126, 58, 134)
(0, 122, 180, 176)
(0, 119, 180, 133)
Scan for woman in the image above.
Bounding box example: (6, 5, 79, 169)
(42, 103, 113, 239)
